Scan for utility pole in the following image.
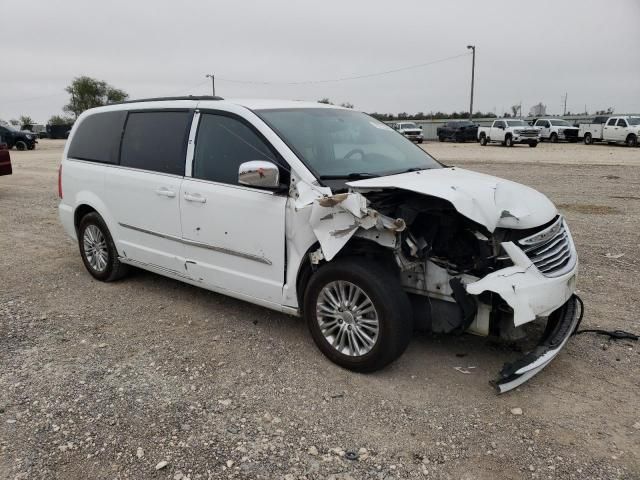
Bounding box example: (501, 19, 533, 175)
(467, 45, 476, 121)
(205, 74, 215, 96)
(562, 93, 568, 116)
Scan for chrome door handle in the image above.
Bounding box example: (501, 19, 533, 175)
(155, 187, 176, 198)
(184, 192, 207, 203)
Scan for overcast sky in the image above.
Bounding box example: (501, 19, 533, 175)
(1, 0, 639, 123)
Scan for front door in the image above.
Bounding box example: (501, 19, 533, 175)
(603, 117, 618, 141)
(105, 110, 193, 274)
(180, 111, 288, 305)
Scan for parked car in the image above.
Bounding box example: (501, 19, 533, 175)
(478, 119, 540, 147)
(391, 121, 423, 143)
(579, 116, 639, 146)
(0, 137, 12, 176)
(532, 118, 579, 143)
(29, 124, 49, 139)
(436, 120, 478, 142)
(0, 124, 37, 150)
(59, 97, 580, 393)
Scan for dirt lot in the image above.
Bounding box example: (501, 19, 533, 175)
(1, 139, 639, 480)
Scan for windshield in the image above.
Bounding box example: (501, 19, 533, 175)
(1, 124, 19, 132)
(400, 122, 418, 129)
(506, 120, 528, 127)
(628, 117, 640, 126)
(550, 120, 570, 126)
(257, 108, 441, 179)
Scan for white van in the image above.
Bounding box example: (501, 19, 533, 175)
(59, 97, 580, 393)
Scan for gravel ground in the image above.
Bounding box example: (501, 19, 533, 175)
(1, 139, 639, 480)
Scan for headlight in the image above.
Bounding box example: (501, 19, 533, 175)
(514, 129, 522, 134)
(25, 134, 32, 139)
(558, 128, 565, 133)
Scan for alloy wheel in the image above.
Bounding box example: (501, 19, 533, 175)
(83, 225, 108, 272)
(316, 280, 379, 357)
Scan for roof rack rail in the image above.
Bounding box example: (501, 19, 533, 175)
(110, 95, 224, 105)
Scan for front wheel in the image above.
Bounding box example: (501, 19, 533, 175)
(584, 133, 593, 145)
(480, 135, 487, 146)
(304, 259, 413, 373)
(529, 141, 538, 148)
(438, 136, 445, 142)
(505, 136, 514, 147)
(417, 139, 423, 144)
(78, 212, 130, 282)
(550, 133, 559, 143)
(15, 141, 27, 151)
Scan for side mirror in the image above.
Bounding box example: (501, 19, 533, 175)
(419, 126, 423, 130)
(238, 160, 280, 189)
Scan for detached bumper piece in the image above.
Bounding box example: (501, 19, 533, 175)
(494, 295, 581, 394)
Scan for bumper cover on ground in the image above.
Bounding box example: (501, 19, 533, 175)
(494, 295, 581, 393)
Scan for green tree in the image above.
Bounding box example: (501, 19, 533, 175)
(64, 76, 128, 118)
(317, 98, 333, 105)
(9, 119, 19, 126)
(340, 102, 354, 109)
(48, 115, 75, 126)
(19, 115, 34, 128)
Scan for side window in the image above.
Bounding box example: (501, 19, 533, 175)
(617, 119, 627, 127)
(193, 113, 280, 186)
(120, 111, 192, 175)
(607, 118, 617, 126)
(495, 121, 505, 128)
(543, 121, 550, 128)
(67, 111, 126, 163)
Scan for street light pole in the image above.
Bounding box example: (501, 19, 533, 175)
(467, 45, 476, 121)
(205, 74, 215, 96)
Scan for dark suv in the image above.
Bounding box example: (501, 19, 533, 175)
(0, 124, 37, 150)
(436, 120, 478, 142)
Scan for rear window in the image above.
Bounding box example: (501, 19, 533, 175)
(120, 111, 192, 175)
(68, 111, 126, 163)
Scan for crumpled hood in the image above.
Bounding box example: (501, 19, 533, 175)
(347, 167, 557, 232)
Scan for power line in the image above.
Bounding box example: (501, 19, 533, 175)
(216, 52, 471, 86)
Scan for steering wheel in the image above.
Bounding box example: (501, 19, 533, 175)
(341, 148, 365, 161)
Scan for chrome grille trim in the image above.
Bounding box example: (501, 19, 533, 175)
(517, 216, 577, 277)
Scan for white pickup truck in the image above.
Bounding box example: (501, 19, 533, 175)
(579, 116, 640, 147)
(478, 119, 540, 147)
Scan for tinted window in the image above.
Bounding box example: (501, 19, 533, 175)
(607, 118, 617, 126)
(193, 113, 278, 185)
(616, 119, 627, 127)
(120, 111, 191, 175)
(67, 111, 126, 163)
(494, 121, 505, 128)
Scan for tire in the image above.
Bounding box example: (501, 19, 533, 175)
(479, 135, 487, 146)
(417, 139, 423, 144)
(584, 133, 593, 145)
(505, 135, 513, 147)
(626, 134, 638, 147)
(15, 141, 27, 151)
(438, 136, 445, 142)
(550, 133, 559, 143)
(78, 212, 130, 282)
(304, 258, 413, 373)
(27, 144, 35, 150)
(529, 141, 538, 148)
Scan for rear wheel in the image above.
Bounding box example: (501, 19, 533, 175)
(480, 135, 487, 146)
(584, 133, 593, 145)
(505, 136, 514, 147)
(550, 133, 559, 143)
(78, 212, 130, 282)
(626, 134, 638, 147)
(304, 258, 413, 373)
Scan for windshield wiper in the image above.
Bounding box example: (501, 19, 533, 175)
(319, 173, 379, 180)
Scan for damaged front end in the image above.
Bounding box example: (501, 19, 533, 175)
(305, 169, 579, 393)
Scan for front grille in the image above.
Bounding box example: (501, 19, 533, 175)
(520, 130, 539, 137)
(563, 129, 578, 138)
(517, 216, 576, 277)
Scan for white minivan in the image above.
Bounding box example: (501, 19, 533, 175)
(59, 97, 580, 393)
